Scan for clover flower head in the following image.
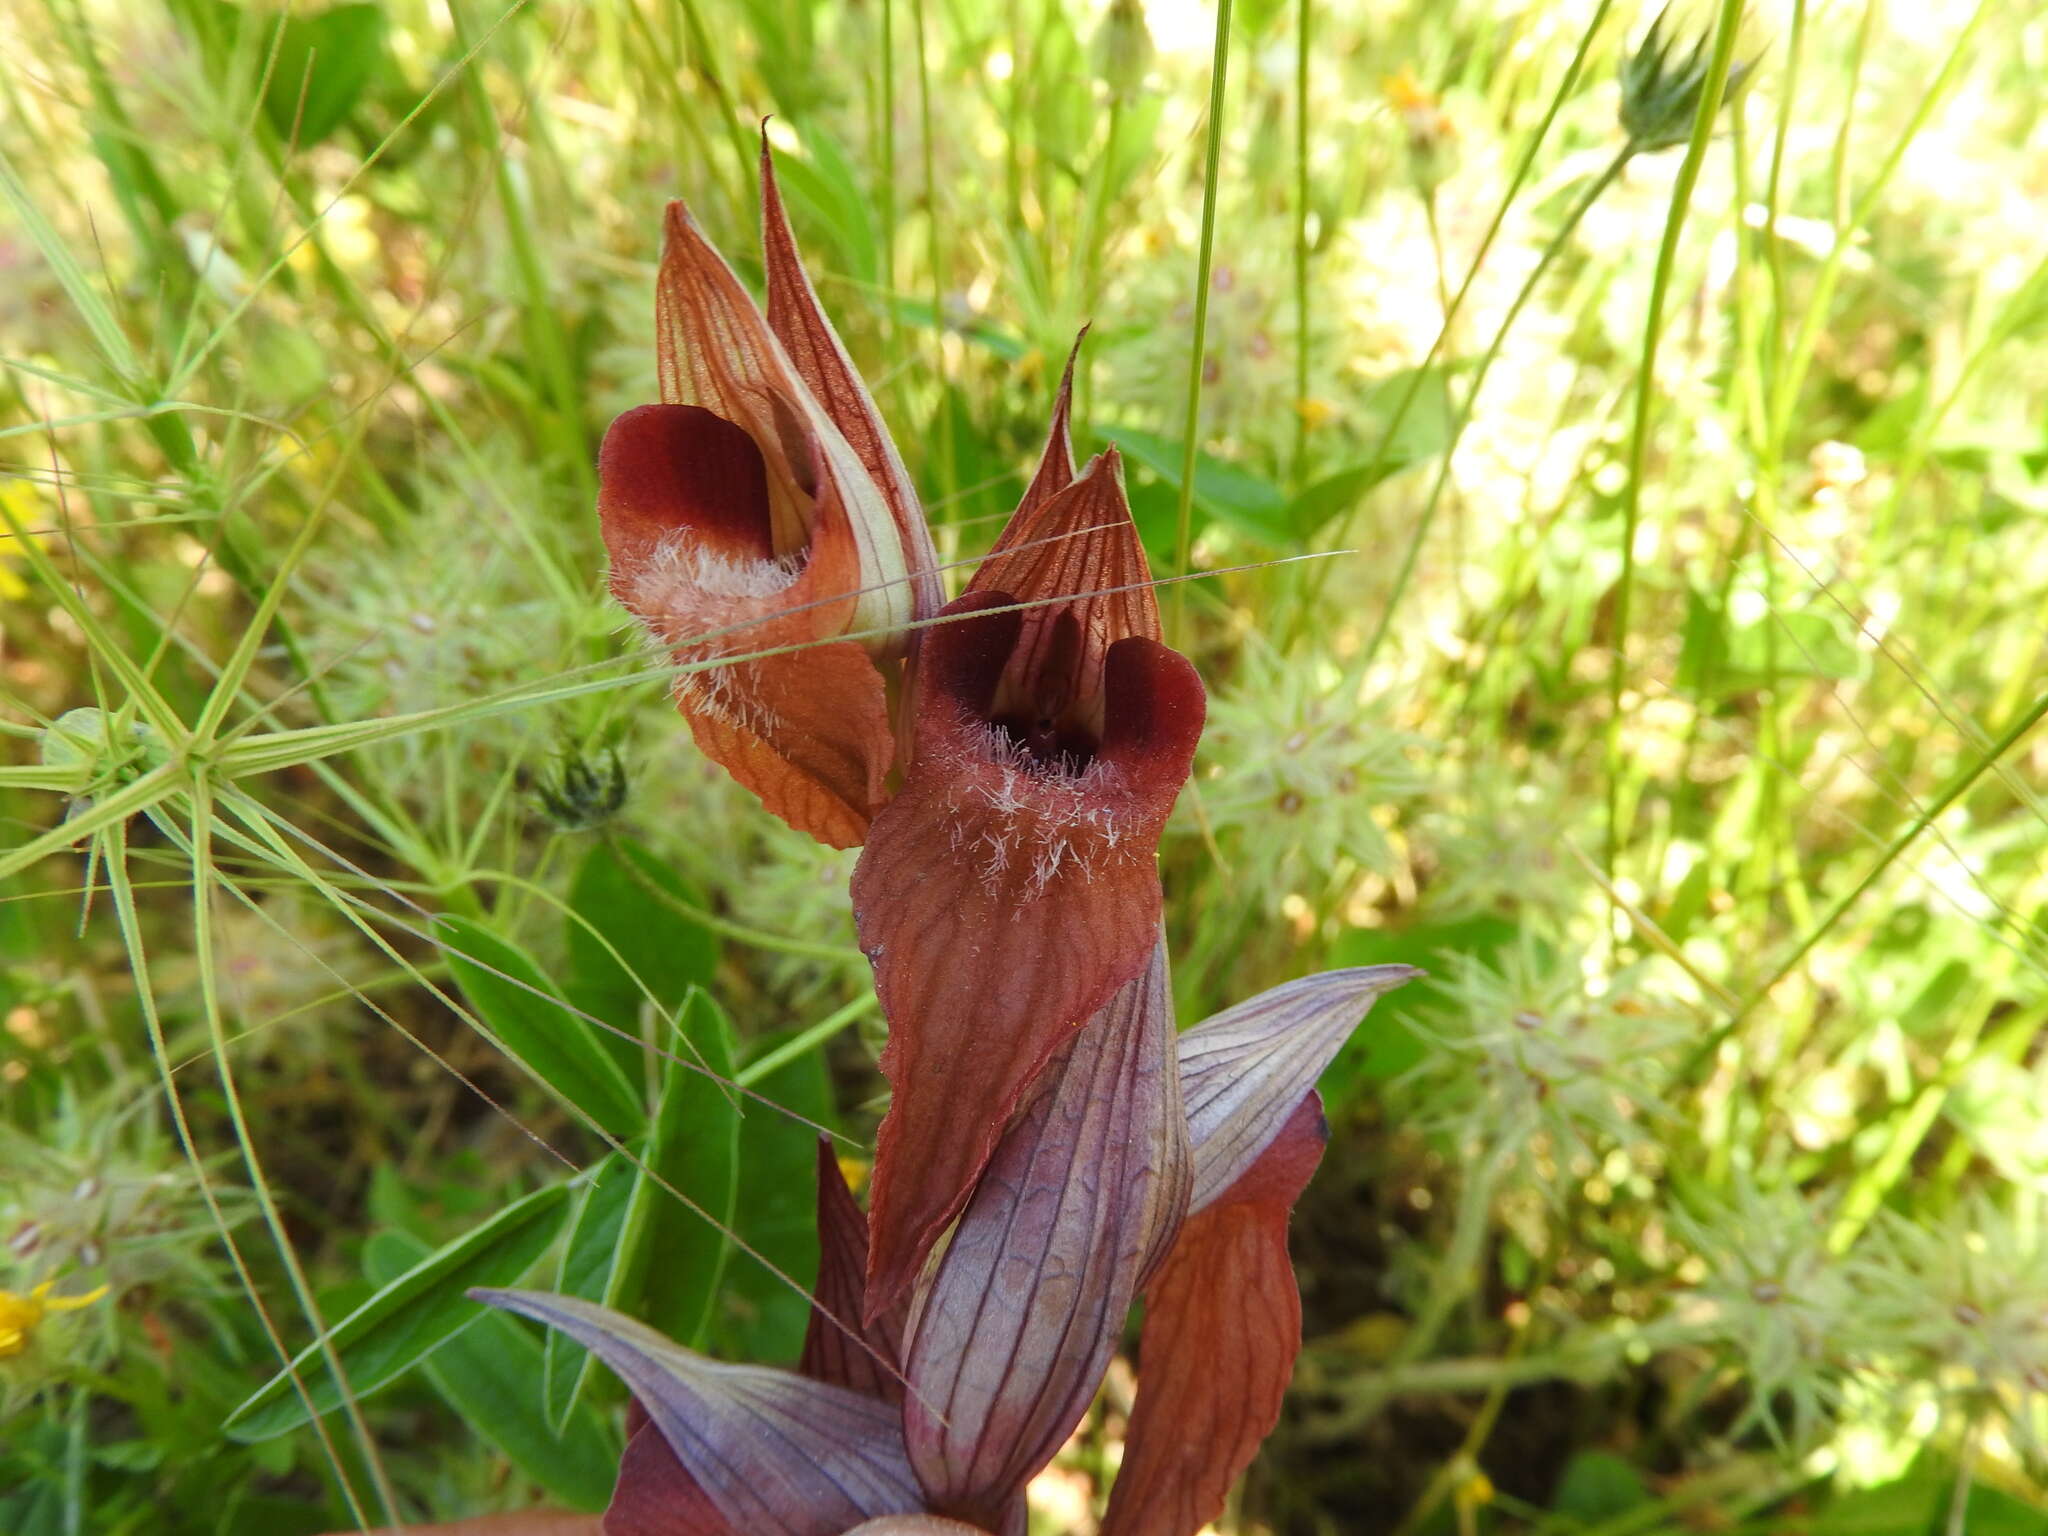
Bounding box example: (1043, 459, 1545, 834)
(1398, 937, 1686, 1180)
(1195, 649, 1426, 916)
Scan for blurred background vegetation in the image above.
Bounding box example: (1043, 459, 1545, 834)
(3, 0, 2046, 1530)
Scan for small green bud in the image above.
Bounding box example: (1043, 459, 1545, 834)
(1618, 6, 1757, 153)
(534, 744, 627, 832)
(1093, 0, 1155, 107)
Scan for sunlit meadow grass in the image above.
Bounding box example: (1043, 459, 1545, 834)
(3, 0, 2046, 1530)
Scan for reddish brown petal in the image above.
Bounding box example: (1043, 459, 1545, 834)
(801, 1140, 908, 1402)
(654, 203, 817, 558)
(966, 450, 1158, 742)
(901, 941, 1190, 1526)
(851, 597, 1204, 1316)
(759, 139, 940, 625)
(600, 404, 892, 849)
(597, 404, 776, 573)
(678, 643, 892, 850)
(653, 198, 916, 650)
(995, 330, 1084, 542)
(1099, 1096, 1328, 1536)
(605, 1413, 727, 1536)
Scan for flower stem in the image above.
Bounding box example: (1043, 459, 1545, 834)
(1604, 0, 1757, 895)
(1172, 0, 1234, 640)
(1290, 0, 1312, 486)
(1357, 146, 1630, 675)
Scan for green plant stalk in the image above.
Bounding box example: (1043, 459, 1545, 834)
(1676, 682, 2048, 1084)
(1291, 0, 1617, 641)
(1075, 95, 1125, 423)
(1391, 1246, 1549, 1536)
(1355, 147, 1629, 673)
(164, 1, 531, 392)
(446, 0, 592, 502)
(1290, 0, 1312, 486)
(0, 764, 182, 885)
(735, 994, 879, 1087)
(1829, 992, 2043, 1253)
(880, 0, 896, 347)
(100, 820, 375, 1526)
(1760, 0, 1806, 368)
(1603, 0, 1748, 889)
(184, 781, 404, 1520)
(1764, 0, 1992, 454)
(670, 0, 754, 202)
(0, 411, 187, 740)
(608, 851, 865, 962)
(911, 0, 956, 518)
(1171, 0, 1234, 640)
(1389, 1140, 1514, 1369)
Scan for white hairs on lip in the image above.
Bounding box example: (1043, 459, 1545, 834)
(615, 532, 805, 737)
(951, 716, 1128, 894)
(634, 530, 805, 604)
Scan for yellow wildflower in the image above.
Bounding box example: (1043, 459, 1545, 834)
(1382, 64, 1438, 116)
(1453, 1461, 1496, 1517)
(0, 480, 48, 601)
(836, 1155, 872, 1196)
(1294, 397, 1339, 431)
(1383, 66, 1459, 190)
(0, 1279, 109, 1358)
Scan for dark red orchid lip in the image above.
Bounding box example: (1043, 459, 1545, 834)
(851, 592, 1203, 1320)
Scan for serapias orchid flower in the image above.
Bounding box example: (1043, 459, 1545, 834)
(473, 962, 1416, 1536)
(849, 353, 1206, 1315)
(599, 138, 939, 850)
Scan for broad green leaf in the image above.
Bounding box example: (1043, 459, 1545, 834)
(542, 1148, 655, 1433)
(367, 1231, 619, 1512)
(1807, 1459, 2043, 1536)
(439, 915, 646, 1139)
(1550, 1450, 1650, 1523)
(711, 1027, 834, 1363)
(564, 838, 718, 1042)
(223, 1182, 570, 1441)
(263, 5, 390, 145)
(1108, 424, 1295, 546)
(882, 295, 1029, 360)
(641, 991, 742, 1347)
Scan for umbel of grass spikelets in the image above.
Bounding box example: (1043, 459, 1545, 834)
(432, 135, 1418, 1534)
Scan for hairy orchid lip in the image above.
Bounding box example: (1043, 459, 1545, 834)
(988, 712, 1098, 773)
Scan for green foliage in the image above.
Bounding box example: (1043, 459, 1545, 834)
(365, 1231, 618, 1512)
(224, 1183, 571, 1442)
(439, 917, 647, 1140)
